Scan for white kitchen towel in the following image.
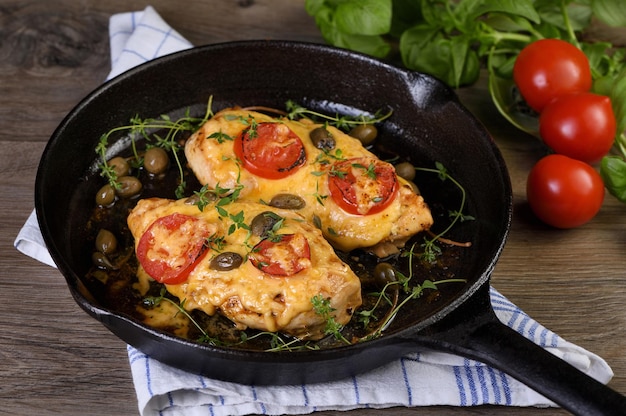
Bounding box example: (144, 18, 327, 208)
(107, 5, 192, 80)
(14, 6, 614, 416)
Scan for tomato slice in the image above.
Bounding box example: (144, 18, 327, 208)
(327, 157, 399, 215)
(136, 213, 210, 284)
(233, 122, 306, 179)
(250, 233, 311, 277)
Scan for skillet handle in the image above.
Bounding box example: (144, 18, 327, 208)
(408, 284, 626, 416)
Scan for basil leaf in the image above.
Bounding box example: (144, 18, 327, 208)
(482, 13, 537, 33)
(609, 69, 626, 137)
(470, 0, 541, 23)
(450, 35, 481, 87)
(332, 33, 391, 58)
(400, 26, 479, 87)
(592, 0, 626, 27)
(535, 1, 592, 32)
(581, 41, 614, 78)
(601, 156, 626, 202)
(420, 0, 454, 29)
(451, 0, 483, 32)
(335, 0, 392, 36)
(310, 2, 391, 58)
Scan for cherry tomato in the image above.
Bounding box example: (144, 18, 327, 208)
(328, 157, 398, 216)
(250, 233, 311, 276)
(526, 154, 604, 229)
(136, 213, 210, 284)
(233, 122, 306, 179)
(539, 92, 616, 163)
(513, 39, 592, 113)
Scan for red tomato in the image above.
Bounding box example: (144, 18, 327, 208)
(539, 92, 616, 163)
(526, 154, 604, 229)
(513, 39, 592, 112)
(328, 157, 398, 215)
(136, 213, 210, 284)
(250, 233, 311, 276)
(233, 122, 306, 179)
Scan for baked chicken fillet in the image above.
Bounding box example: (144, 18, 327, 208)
(127, 197, 362, 340)
(184, 108, 433, 253)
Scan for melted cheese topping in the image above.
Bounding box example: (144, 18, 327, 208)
(184, 109, 433, 252)
(136, 301, 190, 338)
(128, 197, 362, 340)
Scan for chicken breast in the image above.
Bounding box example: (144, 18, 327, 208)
(184, 108, 433, 253)
(127, 197, 362, 340)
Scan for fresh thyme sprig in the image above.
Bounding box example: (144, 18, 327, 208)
(239, 331, 319, 352)
(97, 96, 215, 197)
(224, 114, 258, 138)
(311, 294, 352, 344)
(285, 100, 392, 131)
(358, 243, 467, 341)
(415, 161, 474, 263)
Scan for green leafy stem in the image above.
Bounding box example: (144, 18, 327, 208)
(96, 96, 214, 198)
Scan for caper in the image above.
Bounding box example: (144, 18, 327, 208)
(349, 124, 378, 145)
(269, 193, 306, 210)
(95, 229, 117, 254)
(309, 126, 336, 150)
(116, 176, 142, 198)
(251, 211, 282, 237)
(373, 262, 396, 286)
(95, 184, 116, 206)
(92, 251, 118, 270)
(210, 252, 243, 271)
(108, 156, 130, 177)
(394, 161, 416, 181)
(144, 147, 169, 175)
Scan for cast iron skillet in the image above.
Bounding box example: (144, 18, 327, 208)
(35, 40, 626, 414)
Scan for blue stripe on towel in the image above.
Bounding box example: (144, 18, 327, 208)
(453, 365, 467, 405)
(465, 359, 479, 405)
(400, 356, 414, 405)
(145, 354, 153, 397)
(486, 366, 501, 404)
(250, 385, 266, 414)
(476, 364, 489, 403)
(300, 384, 309, 407)
(352, 375, 361, 404)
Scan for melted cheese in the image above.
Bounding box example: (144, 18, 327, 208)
(128, 197, 362, 340)
(184, 109, 433, 252)
(136, 301, 190, 338)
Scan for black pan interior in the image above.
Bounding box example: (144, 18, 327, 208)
(35, 40, 512, 384)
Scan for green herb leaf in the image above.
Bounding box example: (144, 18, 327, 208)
(601, 156, 626, 202)
(334, 0, 392, 36)
(608, 68, 626, 137)
(400, 26, 480, 87)
(470, 0, 541, 24)
(306, 0, 391, 58)
(592, 0, 626, 27)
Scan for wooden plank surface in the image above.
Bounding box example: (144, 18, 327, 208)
(1, 1, 624, 415)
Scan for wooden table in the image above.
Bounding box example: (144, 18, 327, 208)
(1, 1, 624, 415)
